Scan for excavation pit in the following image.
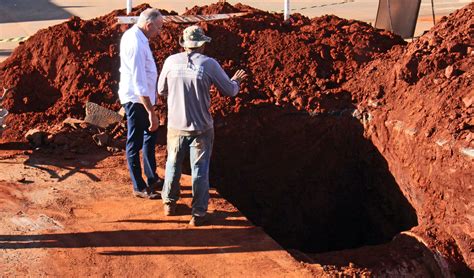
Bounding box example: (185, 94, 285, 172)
(211, 104, 418, 254)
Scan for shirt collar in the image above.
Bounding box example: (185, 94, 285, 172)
(133, 24, 148, 44)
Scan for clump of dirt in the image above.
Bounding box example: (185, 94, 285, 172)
(343, 3, 473, 275)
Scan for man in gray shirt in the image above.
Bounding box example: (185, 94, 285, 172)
(157, 25, 246, 226)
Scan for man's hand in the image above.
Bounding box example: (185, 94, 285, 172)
(139, 95, 159, 132)
(231, 69, 247, 83)
(148, 112, 159, 132)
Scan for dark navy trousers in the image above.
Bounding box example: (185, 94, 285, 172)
(123, 102, 159, 192)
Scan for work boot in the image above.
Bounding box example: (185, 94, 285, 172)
(163, 202, 177, 216)
(133, 189, 160, 199)
(189, 214, 210, 227)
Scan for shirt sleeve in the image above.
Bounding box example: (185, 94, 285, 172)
(208, 58, 239, 97)
(128, 42, 149, 97)
(157, 58, 170, 97)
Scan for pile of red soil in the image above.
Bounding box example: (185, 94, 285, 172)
(0, 7, 176, 142)
(0, 2, 403, 141)
(343, 3, 473, 274)
(0, 13, 120, 141)
(183, 2, 243, 15)
(184, 3, 404, 114)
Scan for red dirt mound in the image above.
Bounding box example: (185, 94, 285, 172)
(344, 3, 473, 274)
(0, 5, 176, 142)
(0, 12, 122, 141)
(183, 2, 243, 15)
(0, 3, 403, 141)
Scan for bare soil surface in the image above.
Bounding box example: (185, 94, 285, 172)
(0, 147, 322, 277)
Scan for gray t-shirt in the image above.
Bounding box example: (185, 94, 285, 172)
(157, 52, 239, 131)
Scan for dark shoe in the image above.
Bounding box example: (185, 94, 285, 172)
(133, 189, 160, 199)
(163, 202, 177, 216)
(148, 178, 164, 194)
(147, 178, 165, 193)
(189, 214, 210, 227)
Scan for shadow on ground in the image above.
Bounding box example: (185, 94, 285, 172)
(0, 224, 275, 255)
(21, 148, 110, 182)
(0, 0, 77, 23)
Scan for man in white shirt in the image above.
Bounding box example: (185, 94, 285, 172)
(118, 8, 163, 199)
(157, 26, 247, 225)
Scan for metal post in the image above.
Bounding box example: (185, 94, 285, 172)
(284, 0, 290, 20)
(127, 0, 132, 15)
(430, 0, 436, 25)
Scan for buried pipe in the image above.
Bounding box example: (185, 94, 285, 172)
(401, 231, 453, 278)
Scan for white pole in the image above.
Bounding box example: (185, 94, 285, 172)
(127, 0, 132, 15)
(284, 0, 290, 20)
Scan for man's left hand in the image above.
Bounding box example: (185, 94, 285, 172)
(148, 113, 159, 132)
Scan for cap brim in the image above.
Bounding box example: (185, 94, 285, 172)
(179, 36, 212, 48)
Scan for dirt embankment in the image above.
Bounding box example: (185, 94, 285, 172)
(344, 4, 473, 274)
(0, 7, 176, 142)
(0, 2, 403, 141)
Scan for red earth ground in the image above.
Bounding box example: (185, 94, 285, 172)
(0, 148, 322, 277)
(0, 2, 472, 277)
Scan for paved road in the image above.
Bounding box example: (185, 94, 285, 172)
(0, 0, 471, 61)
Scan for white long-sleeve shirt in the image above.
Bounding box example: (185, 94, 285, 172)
(157, 52, 239, 131)
(118, 25, 158, 105)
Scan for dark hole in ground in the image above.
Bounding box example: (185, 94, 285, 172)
(210, 102, 418, 253)
(6, 69, 61, 113)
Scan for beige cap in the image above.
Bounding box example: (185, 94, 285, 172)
(179, 25, 212, 48)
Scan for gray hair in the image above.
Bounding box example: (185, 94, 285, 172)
(137, 8, 163, 26)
